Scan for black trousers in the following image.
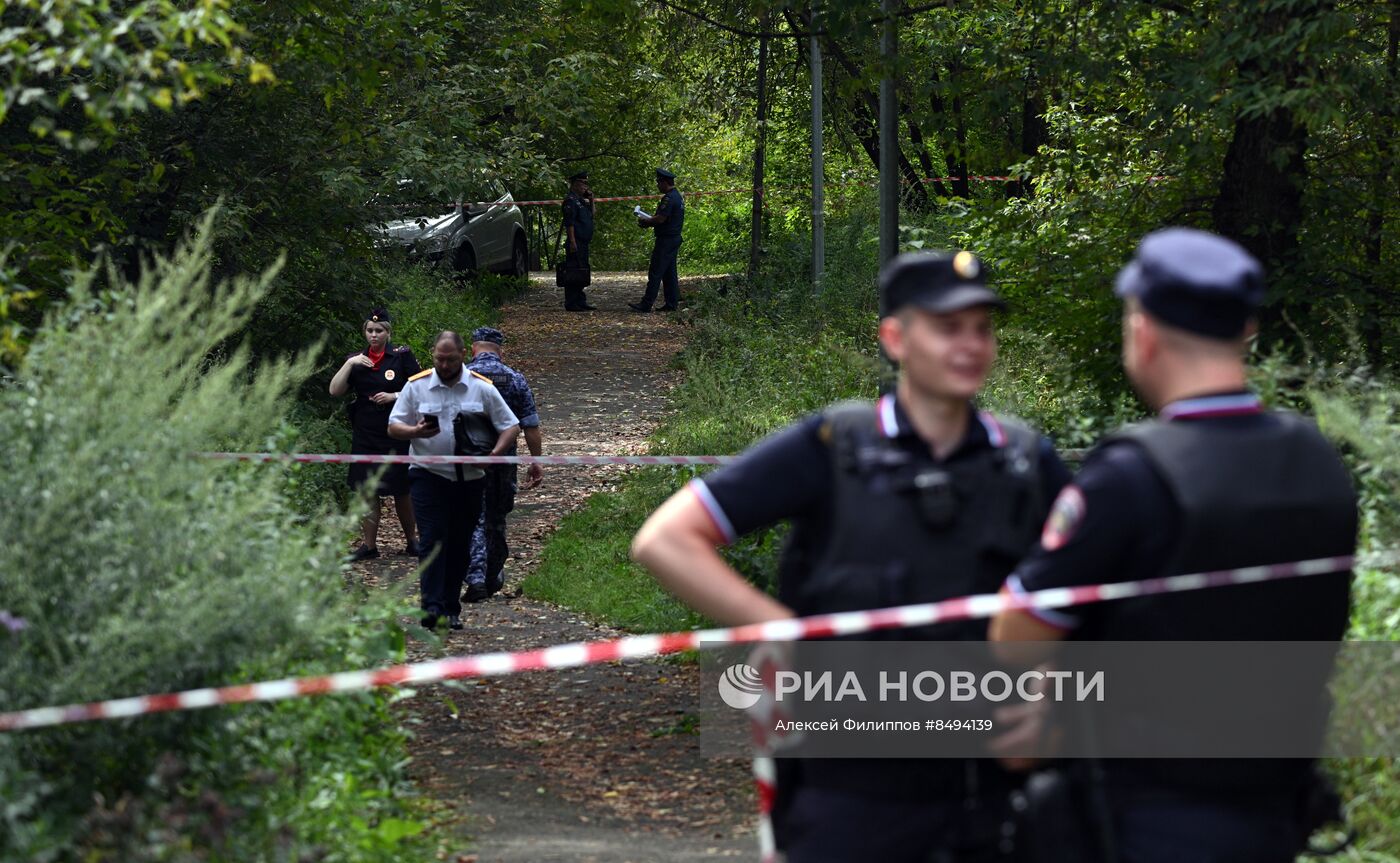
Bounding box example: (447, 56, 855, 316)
(409, 469, 484, 617)
(564, 240, 590, 309)
(779, 786, 1011, 863)
(1112, 795, 1303, 863)
(639, 233, 681, 308)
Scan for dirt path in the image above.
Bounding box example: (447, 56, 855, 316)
(356, 272, 755, 862)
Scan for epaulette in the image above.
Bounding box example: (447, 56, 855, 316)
(470, 370, 494, 384)
(408, 368, 433, 382)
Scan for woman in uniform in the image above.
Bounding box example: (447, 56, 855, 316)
(329, 308, 421, 560)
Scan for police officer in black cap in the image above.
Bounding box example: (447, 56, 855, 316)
(632, 251, 1070, 862)
(990, 228, 1356, 863)
(328, 307, 422, 560)
(561, 171, 595, 311)
(630, 167, 684, 312)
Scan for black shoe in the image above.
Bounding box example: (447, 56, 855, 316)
(628, 302, 652, 313)
(464, 583, 490, 603)
(582, 303, 598, 310)
(420, 613, 439, 629)
(657, 304, 678, 312)
(405, 539, 422, 557)
(351, 545, 379, 562)
(447, 615, 463, 630)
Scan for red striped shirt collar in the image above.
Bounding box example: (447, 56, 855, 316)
(1160, 391, 1263, 421)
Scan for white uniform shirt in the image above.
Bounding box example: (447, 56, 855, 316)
(389, 367, 519, 481)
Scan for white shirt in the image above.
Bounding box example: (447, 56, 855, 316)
(389, 367, 519, 481)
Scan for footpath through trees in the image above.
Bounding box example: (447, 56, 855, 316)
(352, 271, 755, 862)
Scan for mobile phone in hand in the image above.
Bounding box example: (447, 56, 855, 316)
(421, 414, 440, 434)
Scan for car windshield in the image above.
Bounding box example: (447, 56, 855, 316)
(375, 175, 499, 218)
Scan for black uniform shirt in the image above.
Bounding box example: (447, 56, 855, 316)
(694, 394, 1070, 545)
(563, 191, 594, 242)
(346, 344, 420, 450)
(654, 187, 684, 237)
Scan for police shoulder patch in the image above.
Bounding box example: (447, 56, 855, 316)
(1040, 484, 1087, 552)
(470, 370, 495, 385)
(407, 368, 432, 382)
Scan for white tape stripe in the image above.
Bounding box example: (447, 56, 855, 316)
(103, 698, 149, 718)
(474, 653, 519, 676)
(255, 680, 301, 701)
(203, 452, 736, 466)
(618, 636, 664, 658)
(0, 555, 1353, 732)
(329, 672, 376, 692)
(543, 644, 591, 668)
(180, 689, 222, 709)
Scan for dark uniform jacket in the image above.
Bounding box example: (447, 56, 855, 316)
(346, 344, 419, 452)
(563, 191, 594, 243)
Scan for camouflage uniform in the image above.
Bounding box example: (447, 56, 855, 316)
(465, 348, 540, 595)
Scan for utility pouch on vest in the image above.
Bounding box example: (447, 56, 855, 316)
(912, 468, 957, 528)
(1007, 765, 1115, 863)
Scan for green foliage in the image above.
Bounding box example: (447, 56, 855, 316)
(0, 0, 254, 143)
(1310, 372, 1400, 863)
(0, 216, 424, 861)
(525, 471, 706, 633)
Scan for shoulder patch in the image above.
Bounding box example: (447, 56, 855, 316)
(470, 370, 495, 385)
(1040, 485, 1087, 551)
(393, 345, 411, 353)
(408, 368, 432, 382)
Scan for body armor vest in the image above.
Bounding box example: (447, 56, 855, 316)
(778, 401, 1047, 642)
(1089, 410, 1356, 800)
(1092, 410, 1355, 642)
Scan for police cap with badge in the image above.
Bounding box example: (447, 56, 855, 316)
(567, 170, 588, 183)
(655, 167, 676, 182)
(1114, 227, 1264, 339)
(879, 250, 1005, 318)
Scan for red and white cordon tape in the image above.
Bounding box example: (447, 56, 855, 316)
(394, 174, 1075, 211)
(201, 452, 735, 466)
(0, 554, 1352, 734)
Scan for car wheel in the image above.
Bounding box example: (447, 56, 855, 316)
(511, 236, 528, 278)
(453, 243, 477, 277)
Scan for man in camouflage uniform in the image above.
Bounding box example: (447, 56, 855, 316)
(464, 326, 544, 601)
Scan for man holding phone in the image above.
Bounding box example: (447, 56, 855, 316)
(390, 331, 520, 631)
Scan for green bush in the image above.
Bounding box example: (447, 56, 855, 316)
(0, 214, 425, 861)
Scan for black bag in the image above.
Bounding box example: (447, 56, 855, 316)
(452, 411, 497, 456)
(555, 260, 591, 289)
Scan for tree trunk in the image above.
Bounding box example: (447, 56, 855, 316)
(809, 24, 931, 212)
(748, 13, 770, 280)
(1362, 0, 1398, 366)
(1211, 4, 1317, 324)
(1009, 85, 1047, 199)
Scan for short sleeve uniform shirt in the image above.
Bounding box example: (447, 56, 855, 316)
(389, 368, 519, 481)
